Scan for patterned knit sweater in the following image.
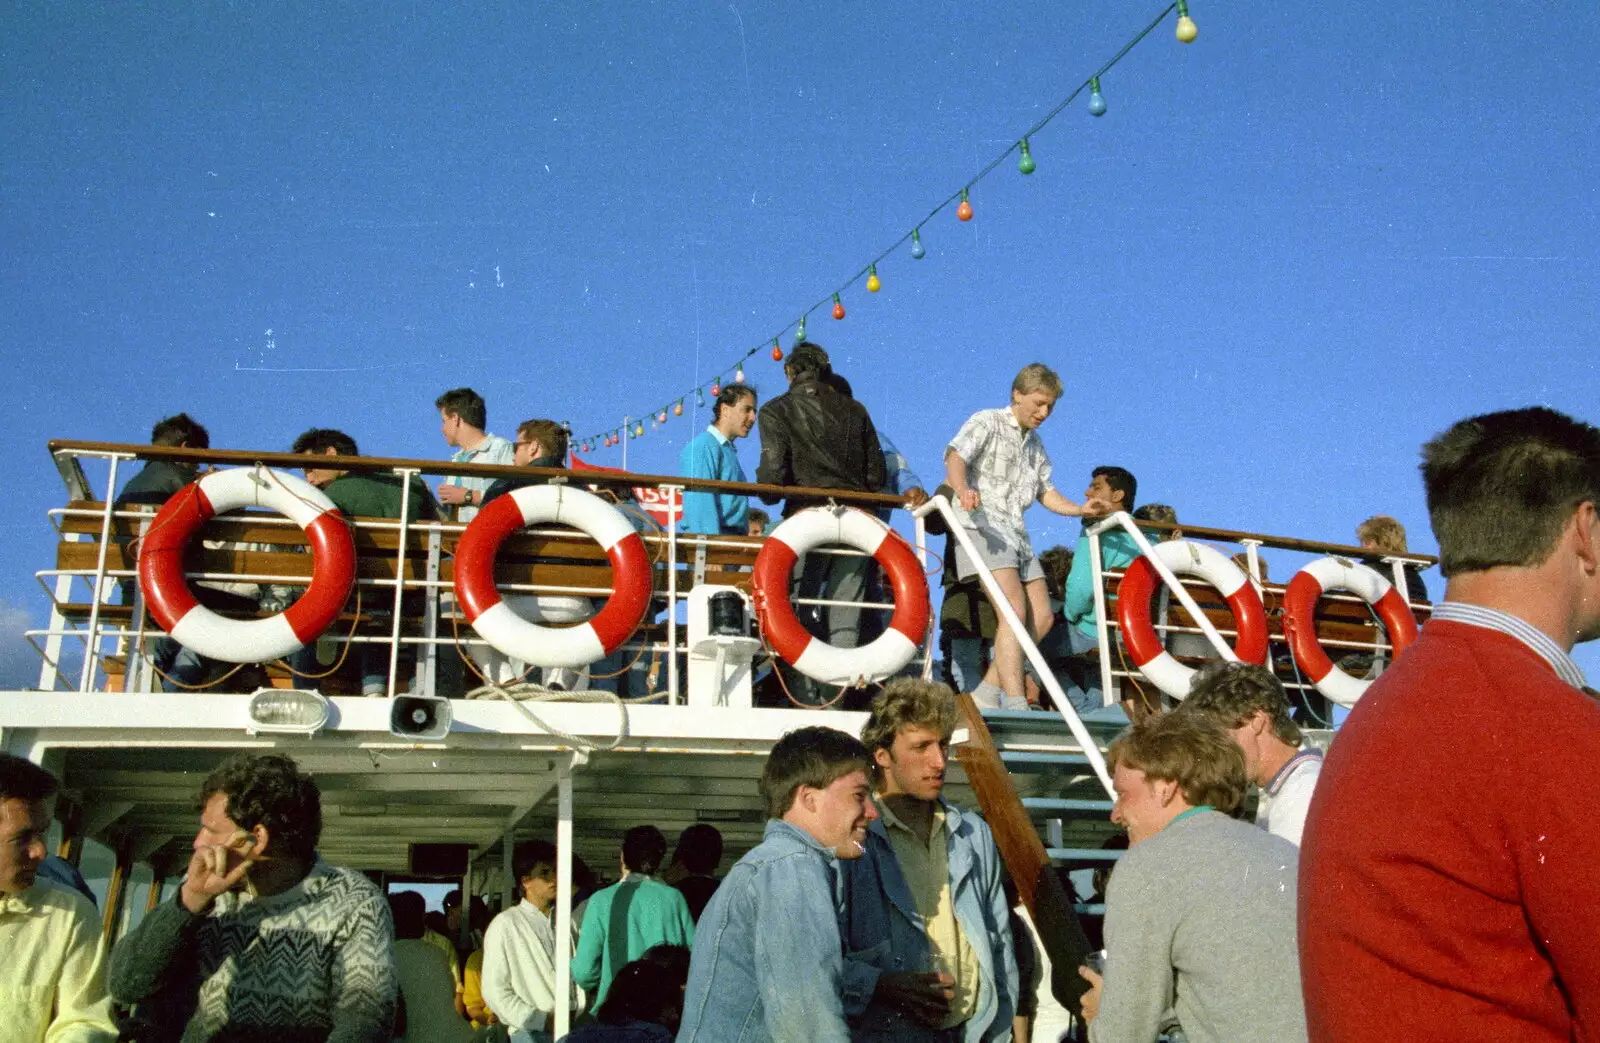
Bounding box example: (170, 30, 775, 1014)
(109, 860, 396, 1043)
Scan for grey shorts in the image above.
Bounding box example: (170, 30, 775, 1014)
(954, 523, 1043, 583)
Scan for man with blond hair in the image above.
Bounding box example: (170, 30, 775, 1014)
(1179, 661, 1321, 846)
(1078, 713, 1305, 1043)
(945, 364, 1107, 711)
(843, 679, 1017, 1041)
(1355, 512, 1430, 604)
(1303, 408, 1600, 1041)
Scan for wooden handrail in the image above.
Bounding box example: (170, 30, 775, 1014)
(1120, 518, 1437, 566)
(953, 694, 1094, 1010)
(48, 439, 910, 510)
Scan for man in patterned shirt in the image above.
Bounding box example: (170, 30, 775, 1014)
(944, 363, 1107, 710)
(110, 753, 397, 1042)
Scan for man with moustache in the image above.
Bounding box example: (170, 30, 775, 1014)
(677, 726, 880, 1043)
(843, 680, 1017, 1042)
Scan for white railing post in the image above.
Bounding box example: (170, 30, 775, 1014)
(77, 454, 125, 692)
(914, 513, 935, 682)
(1088, 529, 1113, 706)
(663, 484, 682, 706)
(421, 527, 442, 699)
(554, 755, 576, 1039)
(912, 496, 1113, 797)
(387, 470, 415, 697)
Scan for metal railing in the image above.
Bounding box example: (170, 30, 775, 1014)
(32, 443, 930, 704)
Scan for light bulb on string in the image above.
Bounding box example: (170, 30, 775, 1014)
(771, 339, 783, 361)
(956, 188, 973, 221)
(1175, 0, 1198, 41)
(866, 264, 881, 292)
(635, 422, 644, 437)
(735, 366, 745, 383)
(673, 400, 683, 417)
(695, 387, 705, 407)
(832, 293, 845, 320)
(795, 316, 807, 343)
(711, 378, 721, 396)
(911, 228, 926, 260)
(1017, 138, 1036, 175)
(1088, 78, 1107, 117)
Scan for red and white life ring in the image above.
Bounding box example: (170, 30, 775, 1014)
(1282, 556, 1420, 707)
(1116, 539, 1269, 699)
(752, 506, 930, 686)
(454, 485, 652, 668)
(138, 467, 356, 663)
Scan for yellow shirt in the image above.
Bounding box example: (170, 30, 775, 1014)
(876, 798, 981, 1029)
(0, 882, 116, 1043)
(421, 928, 463, 991)
(462, 949, 495, 1028)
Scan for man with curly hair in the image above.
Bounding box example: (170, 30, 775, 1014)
(110, 752, 398, 1041)
(843, 679, 1017, 1042)
(1179, 661, 1321, 847)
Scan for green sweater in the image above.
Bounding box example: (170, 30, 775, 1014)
(571, 875, 694, 1010)
(322, 472, 438, 521)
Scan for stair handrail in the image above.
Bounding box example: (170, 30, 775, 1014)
(1084, 512, 1244, 701)
(912, 494, 1113, 797)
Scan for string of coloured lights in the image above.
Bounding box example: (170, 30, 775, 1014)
(572, 1, 1197, 454)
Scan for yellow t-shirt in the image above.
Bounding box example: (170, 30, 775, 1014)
(876, 799, 981, 1029)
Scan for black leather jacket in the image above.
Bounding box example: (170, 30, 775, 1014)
(755, 373, 886, 514)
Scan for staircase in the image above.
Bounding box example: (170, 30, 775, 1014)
(953, 696, 1130, 1009)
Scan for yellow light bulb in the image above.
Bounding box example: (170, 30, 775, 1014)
(1176, 14, 1197, 42)
(867, 271, 881, 293)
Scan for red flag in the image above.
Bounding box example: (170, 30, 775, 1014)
(567, 453, 682, 527)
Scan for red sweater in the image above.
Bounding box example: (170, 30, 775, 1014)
(1300, 620, 1600, 1041)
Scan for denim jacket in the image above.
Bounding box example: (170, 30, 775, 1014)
(840, 800, 1017, 1042)
(678, 819, 857, 1043)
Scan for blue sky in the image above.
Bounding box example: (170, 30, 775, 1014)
(4, 0, 1597, 681)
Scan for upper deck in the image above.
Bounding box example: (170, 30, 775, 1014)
(2, 438, 1434, 921)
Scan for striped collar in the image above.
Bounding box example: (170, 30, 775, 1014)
(1264, 747, 1322, 797)
(1430, 601, 1589, 691)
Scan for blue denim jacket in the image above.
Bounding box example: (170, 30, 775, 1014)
(678, 819, 862, 1043)
(840, 801, 1017, 1042)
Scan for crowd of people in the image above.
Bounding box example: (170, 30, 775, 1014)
(108, 344, 1433, 712)
(31, 373, 1599, 1041)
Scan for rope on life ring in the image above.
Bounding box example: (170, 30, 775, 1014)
(1282, 555, 1419, 708)
(455, 484, 652, 668)
(139, 467, 356, 663)
(1116, 539, 1269, 699)
(751, 506, 930, 686)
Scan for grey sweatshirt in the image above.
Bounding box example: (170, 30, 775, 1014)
(1089, 810, 1306, 1043)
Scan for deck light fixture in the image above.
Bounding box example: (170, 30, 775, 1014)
(246, 688, 330, 736)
